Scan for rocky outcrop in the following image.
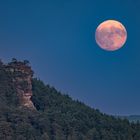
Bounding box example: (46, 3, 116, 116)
(5, 60, 36, 110)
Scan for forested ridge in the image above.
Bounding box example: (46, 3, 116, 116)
(0, 59, 140, 140)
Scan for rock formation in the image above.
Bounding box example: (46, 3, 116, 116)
(5, 60, 36, 110)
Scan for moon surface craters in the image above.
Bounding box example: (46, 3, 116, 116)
(95, 20, 127, 51)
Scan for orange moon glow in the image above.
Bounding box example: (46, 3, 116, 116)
(95, 20, 127, 51)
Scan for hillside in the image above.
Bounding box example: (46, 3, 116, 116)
(0, 59, 140, 140)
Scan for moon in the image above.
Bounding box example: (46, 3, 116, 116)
(95, 20, 127, 51)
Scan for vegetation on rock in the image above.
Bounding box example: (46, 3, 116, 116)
(0, 59, 140, 140)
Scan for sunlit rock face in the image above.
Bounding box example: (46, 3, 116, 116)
(6, 61, 36, 110)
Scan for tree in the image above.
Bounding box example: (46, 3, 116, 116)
(0, 59, 3, 66)
(11, 58, 17, 63)
(23, 60, 30, 66)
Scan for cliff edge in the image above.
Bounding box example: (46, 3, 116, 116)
(5, 59, 36, 110)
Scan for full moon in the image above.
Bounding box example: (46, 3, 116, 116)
(95, 20, 127, 51)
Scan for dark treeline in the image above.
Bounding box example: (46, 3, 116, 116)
(0, 60, 140, 140)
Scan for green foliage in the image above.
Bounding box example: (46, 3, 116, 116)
(23, 60, 30, 66)
(0, 60, 140, 140)
(11, 58, 17, 63)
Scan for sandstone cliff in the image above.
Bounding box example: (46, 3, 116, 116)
(5, 60, 36, 110)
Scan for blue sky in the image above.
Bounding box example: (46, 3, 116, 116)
(0, 0, 140, 115)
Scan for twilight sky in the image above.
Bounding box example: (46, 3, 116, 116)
(0, 0, 140, 115)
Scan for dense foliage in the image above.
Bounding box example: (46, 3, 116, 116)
(0, 60, 140, 140)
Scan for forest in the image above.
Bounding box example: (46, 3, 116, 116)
(0, 59, 140, 140)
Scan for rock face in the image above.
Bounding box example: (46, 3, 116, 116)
(6, 61, 36, 110)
